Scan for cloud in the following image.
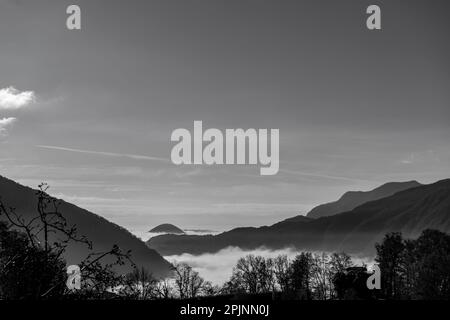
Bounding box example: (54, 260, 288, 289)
(0, 87, 36, 109)
(36, 145, 168, 162)
(0, 117, 17, 135)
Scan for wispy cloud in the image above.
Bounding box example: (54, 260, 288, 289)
(0, 117, 17, 135)
(36, 145, 168, 162)
(0, 87, 35, 109)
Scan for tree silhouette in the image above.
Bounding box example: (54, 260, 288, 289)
(173, 262, 209, 299)
(408, 229, 450, 299)
(290, 252, 313, 299)
(0, 183, 135, 299)
(0, 221, 65, 299)
(375, 232, 405, 299)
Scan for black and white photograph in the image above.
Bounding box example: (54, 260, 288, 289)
(0, 0, 449, 316)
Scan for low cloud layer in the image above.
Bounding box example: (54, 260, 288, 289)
(0, 87, 35, 109)
(165, 246, 375, 286)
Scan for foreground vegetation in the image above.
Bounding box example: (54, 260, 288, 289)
(0, 184, 449, 300)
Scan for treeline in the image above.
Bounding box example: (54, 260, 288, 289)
(1, 184, 449, 300)
(222, 252, 368, 300)
(105, 253, 367, 300)
(217, 229, 450, 300)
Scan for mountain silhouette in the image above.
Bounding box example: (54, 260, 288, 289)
(0, 175, 171, 276)
(147, 179, 450, 256)
(149, 224, 184, 234)
(306, 181, 422, 219)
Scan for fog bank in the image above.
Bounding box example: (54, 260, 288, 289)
(165, 246, 375, 285)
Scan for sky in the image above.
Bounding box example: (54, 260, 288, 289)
(0, 0, 449, 238)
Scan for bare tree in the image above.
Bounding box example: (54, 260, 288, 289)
(232, 255, 275, 294)
(121, 267, 157, 299)
(173, 262, 206, 299)
(273, 255, 291, 292)
(310, 253, 332, 300)
(154, 278, 175, 299)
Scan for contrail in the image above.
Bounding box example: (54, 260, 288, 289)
(36, 145, 168, 162)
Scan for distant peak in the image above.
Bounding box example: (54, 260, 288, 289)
(149, 223, 184, 234)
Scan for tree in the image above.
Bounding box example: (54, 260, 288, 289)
(401, 239, 418, 299)
(375, 232, 405, 299)
(173, 262, 207, 299)
(333, 266, 372, 300)
(310, 253, 332, 300)
(329, 252, 354, 299)
(289, 252, 313, 299)
(0, 221, 66, 299)
(154, 278, 175, 299)
(232, 255, 259, 294)
(231, 255, 275, 295)
(121, 267, 157, 300)
(221, 273, 247, 295)
(412, 229, 450, 299)
(273, 255, 291, 293)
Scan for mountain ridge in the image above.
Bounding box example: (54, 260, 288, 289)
(147, 179, 450, 256)
(305, 180, 422, 219)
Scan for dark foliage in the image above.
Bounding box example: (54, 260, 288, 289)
(376, 229, 450, 300)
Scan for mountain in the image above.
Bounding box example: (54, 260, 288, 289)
(149, 224, 184, 234)
(306, 181, 422, 219)
(147, 179, 450, 256)
(275, 215, 313, 224)
(0, 176, 172, 277)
